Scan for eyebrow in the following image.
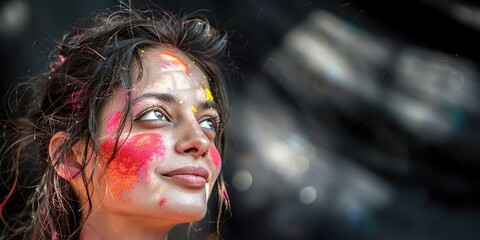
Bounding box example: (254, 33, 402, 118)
(133, 93, 181, 105)
(132, 92, 218, 111)
(201, 100, 218, 111)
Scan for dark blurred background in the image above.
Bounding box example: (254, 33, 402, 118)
(1, 0, 480, 239)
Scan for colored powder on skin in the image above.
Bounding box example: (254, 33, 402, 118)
(209, 146, 222, 168)
(159, 52, 188, 72)
(191, 106, 197, 113)
(205, 88, 214, 102)
(64, 156, 80, 177)
(107, 111, 122, 134)
(101, 133, 165, 196)
(158, 198, 167, 207)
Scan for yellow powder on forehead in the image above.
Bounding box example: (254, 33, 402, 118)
(191, 106, 197, 113)
(205, 88, 214, 102)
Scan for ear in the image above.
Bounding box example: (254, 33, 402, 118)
(49, 132, 82, 181)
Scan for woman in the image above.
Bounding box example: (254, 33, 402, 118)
(0, 5, 230, 240)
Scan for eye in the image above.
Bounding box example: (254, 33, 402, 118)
(138, 109, 166, 121)
(199, 118, 216, 131)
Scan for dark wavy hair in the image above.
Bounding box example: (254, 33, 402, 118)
(0, 5, 231, 240)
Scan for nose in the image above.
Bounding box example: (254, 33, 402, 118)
(175, 120, 211, 159)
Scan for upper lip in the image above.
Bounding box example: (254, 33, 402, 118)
(162, 166, 209, 181)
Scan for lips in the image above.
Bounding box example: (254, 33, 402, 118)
(162, 166, 209, 189)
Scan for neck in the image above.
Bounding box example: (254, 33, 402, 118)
(80, 211, 174, 240)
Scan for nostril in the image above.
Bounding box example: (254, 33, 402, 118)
(183, 146, 209, 158)
(201, 149, 209, 158)
(184, 146, 199, 154)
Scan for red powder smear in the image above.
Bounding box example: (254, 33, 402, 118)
(101, 133, 165, 196)
(107, 111, 122, 134)
(65, 156, 73, 164)
(159, 52, 188, 72)
(209, 146, 222, 168)
(158, 198, 167, 207)
(64, 156, 80, 177)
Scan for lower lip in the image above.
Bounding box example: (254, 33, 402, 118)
(166, 175, 207, 189)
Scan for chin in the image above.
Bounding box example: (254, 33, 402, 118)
(165, 202, 208, 223)
(155, 187, 210, 222)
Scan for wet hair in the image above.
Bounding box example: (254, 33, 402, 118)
(0, 5, 230, 239)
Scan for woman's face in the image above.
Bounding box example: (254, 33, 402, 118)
(85, 47, 222, 225)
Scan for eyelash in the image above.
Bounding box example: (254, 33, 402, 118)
(203, 114, 223, 132)
(134, 104, 223, 133)
(134, 104, 170, 122)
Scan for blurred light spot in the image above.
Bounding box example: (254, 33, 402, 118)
(303, 145, 317, 160)
(299, 186, 317, 204)
(284, 10, 390, 104)
(232, 170, 253, 191)
(451, 4, 480, 31)
(388, 93, 454, 140)
(294, 156, 310, 173)
(285, 28, 350, 86)
(0, 0, 30, 36)
(265, 140, 290, 164)
(263, 140, 296, 178)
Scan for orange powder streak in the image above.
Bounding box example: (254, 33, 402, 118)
(101, 133, 165, 196)
(159, 52, 188, 72)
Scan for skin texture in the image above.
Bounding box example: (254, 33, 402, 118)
(107, 111, 122, 134)
(68, 47, 222, 240)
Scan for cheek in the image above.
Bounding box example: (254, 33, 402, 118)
(209, 146, 222, 169)
(100, 133, 165, 195)
(107, 111, 122, 134)
(158, 198, 167, 207)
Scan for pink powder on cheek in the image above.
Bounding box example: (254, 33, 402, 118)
(107, 111, 122, 134)
(158, 198, 167, 207)
(101, 133, 166, 196)
(209, 146, 222, 168)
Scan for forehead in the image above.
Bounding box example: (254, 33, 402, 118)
(135, 47, 210, 91)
